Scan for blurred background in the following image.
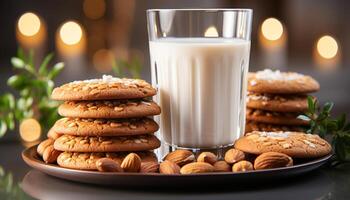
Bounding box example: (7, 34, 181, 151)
(0, 0, 349, 140)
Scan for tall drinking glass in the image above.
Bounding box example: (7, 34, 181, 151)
(147, 9, 253, 156)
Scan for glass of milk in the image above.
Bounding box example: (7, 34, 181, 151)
(147, 9, 252, 156)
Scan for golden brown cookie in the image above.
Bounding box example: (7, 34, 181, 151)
(248, 69, 320, 94)
(247, 92, 308, 112)
(246, 108, 309, 126)
(51, 75, 156, 101)
(58, 100, 161, 118)
(54, 134, 161, 152)
(57, 151, 157, 170)
(52, 117, 159, 137)
(234, 131, 332, 158)
(245, 121, 304, 133)
(47, 128, 63, 140)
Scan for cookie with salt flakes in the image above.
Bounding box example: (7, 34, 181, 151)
(51, 75, 156, 101)
(248, 69, 320, 94)
(52, 117, 159, 137)
(247, 92, 309, 112)
(57, 151, 157, 171)
(234, 131, 331, 158)
(54, 134, 161, 152)
(246, 108, 309, 126)
(58, 99, 161, 119)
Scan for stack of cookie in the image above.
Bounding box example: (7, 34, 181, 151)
(245, 69, 320, 133)
(47, 75, 161, 170)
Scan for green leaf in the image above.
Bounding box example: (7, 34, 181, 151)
(47, 62, 64, 79)
(307, 96, 316, 113)
(17, 48, 25, 61)
(7, 75, 30, 90)
(323, 102, 334, 113)
(0, 120, 7, 138)
(337, 114, 346, 130)
(6, 113, 15, 130)
(39, 53, 54, 76)
(334, 134, 350, 162)
(10, 57, 25, 69)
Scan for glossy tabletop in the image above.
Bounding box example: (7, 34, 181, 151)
(0, 141, 349, 200)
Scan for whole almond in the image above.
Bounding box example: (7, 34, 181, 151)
(224, 149, 245, 164)
(140, 162, 159, 173)
(213, 161, 231, 172)
(42, 145, 61, 164)
(159, 160, 180, 174)
(96, 158, 123, 172)
(164, 150, 195, 166)
(180, 162, 214, 174)
(197, 152, 217, 165)
(37, 138, 54, 156)
(232, 160, 254, 172)
(121, 153, 141, 172)
(254, 152, 293, 170)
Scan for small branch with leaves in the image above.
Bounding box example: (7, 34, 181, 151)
(0, 49, 64, 137)
(298, 96, 350, 164)
(112, 56, 142, 79)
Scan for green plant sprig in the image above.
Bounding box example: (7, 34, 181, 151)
(298, 96, 350, 164)
(0, 49, 64, 137)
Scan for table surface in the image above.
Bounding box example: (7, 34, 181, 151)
(0, 141, 349, 200)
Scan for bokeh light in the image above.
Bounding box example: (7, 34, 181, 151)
(93, 49, 115, 72)
(261, 18, 283, 41)
(83, 0, 106, 20)
(204, 26, 219, 37)
(19, 118, 41, 142)
(59, 21, 83, 45)
(18, 12, 41, 37)
(317, 35, 338, 59)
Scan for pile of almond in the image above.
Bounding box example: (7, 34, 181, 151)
(93, 148, 293, 174)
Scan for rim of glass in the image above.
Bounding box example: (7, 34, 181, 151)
(147, 8, 252, 12)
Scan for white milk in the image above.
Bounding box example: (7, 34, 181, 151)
(149, 38, 250, 148)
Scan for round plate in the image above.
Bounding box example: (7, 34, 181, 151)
(22, 145, 332, 187)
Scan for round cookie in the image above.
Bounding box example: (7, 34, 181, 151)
(54, 134, 161, 152)
(234, 131, 332, 158)
(51, 75, 156, 101)
(47, 128, 63, 140)
(247, 92, 309, 112)
(52, 117, 159, 137)
(245, 121, 304, 133)
(57, 151, 157, 170)
(248, 69, 320, 94)
(58, 100, 161, 118)
(246, 108, 309, 126)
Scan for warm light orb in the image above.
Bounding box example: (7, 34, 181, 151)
(59, 21, 83, 45)
(317, 35, 338, 59)
(204, 26, 219, 37)
(261, 18, 283, 41)
(18, 12, 41, 37)
(19, 118, 41, 142)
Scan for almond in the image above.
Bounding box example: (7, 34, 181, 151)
(96, 158, 123, 172)
(213, 161, 231, 172)
(164, 150, 195, 166)
(197, 152, 217, 165)
(254, 152, 293, 170)
(232, 160, 254, 172)
(140, 161, 159, 173)
(37, 138, 54, 156)
(121, 153, 141, 172)
(180, 162, 214, 174)
(224, 149, 245, 164)
(42, 145, 61, 164)
(159, 160, 180, 174)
